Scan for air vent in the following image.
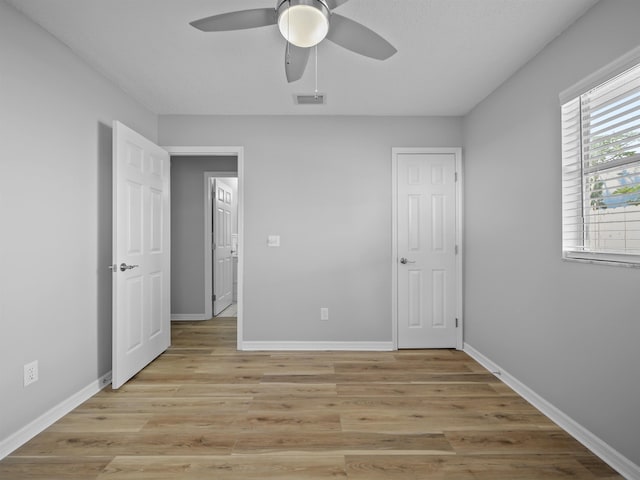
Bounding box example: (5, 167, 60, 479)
(294, 93, 326, 105)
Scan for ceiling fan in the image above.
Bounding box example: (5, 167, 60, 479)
(190, 0, 397, 83)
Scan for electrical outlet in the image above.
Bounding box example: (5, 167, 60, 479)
(24, 361, 38, 387)
(320, 307, 329, 321)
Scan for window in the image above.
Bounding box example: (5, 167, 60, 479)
(561, 58, 640, 265)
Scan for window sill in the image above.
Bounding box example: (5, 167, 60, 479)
(563, 251, 640, 268)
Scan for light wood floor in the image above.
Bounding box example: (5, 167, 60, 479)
(1, 318, 621, 479)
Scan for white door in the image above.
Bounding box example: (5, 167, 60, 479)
(213, 179, 233, 315)
(396, 152, 459, 348)
(112, 121, 170, 389)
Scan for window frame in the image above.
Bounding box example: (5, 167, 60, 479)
(560, 46, 640, 267)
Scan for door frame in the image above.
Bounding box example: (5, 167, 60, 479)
(164, 146, 245, 350)
(204, 172, 237, 318)
(391, 147, 464, 350)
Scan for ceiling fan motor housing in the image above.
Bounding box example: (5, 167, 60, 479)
(277, 0, 331, 48)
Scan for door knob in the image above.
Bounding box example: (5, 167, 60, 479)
(120, 263, 140, 272)
(400, 257, 416, 264)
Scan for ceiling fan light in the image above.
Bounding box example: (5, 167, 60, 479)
(278, 1, 330, 48)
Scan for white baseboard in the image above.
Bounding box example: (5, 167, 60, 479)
(0, 371, 112, 460)
(171, 314, 208, 321)
(463, 343, 640, 480)
(241, 341, 395, 352)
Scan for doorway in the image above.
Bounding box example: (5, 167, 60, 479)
(165, 146, 244, 350)
(205, 174, 238, 318)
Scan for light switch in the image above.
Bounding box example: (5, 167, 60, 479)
(267, 235, 280, 247)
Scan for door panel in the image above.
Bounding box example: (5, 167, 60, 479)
(113, 121, 170, 389)
(397, 153, 457, 348)
(125, 276, 143, 351)
(150, 273, 163, 337)
(407, 270, 423, 327)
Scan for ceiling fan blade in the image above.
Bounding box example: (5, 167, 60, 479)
(190, 8, 276, 32)
(326, 14, 397, 60)
(324, 0, 350, 9)
(285, 44, 311, 83)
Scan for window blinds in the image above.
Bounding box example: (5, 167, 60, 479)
(562, 62, 640, 260)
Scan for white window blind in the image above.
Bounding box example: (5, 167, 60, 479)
(561, 61, 640, 264)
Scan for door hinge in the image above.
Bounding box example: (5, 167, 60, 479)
(454, 172, 458, 182)
(212, 294, 216, 301)
(455, 245, 459, 255)
(212, 242, 216, 251)
(455, 318, 459, 328)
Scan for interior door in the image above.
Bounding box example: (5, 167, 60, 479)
(213, 179, 233, 315)
(397, 152, 458, 348)
(112, 121, 170, 389)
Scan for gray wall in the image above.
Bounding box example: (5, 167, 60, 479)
(0, 1, 157, 445)
(170, 156, 237, 315)
(160, 116, 463, 342)
(463, 0, 640, 466)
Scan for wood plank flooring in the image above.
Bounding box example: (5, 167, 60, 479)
(1, 318, 622, 479)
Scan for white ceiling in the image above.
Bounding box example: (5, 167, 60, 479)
(7, 0, 599, 116)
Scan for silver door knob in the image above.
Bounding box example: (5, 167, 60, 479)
(400, 258, 416, 264)
(120, 263, 140, 272)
